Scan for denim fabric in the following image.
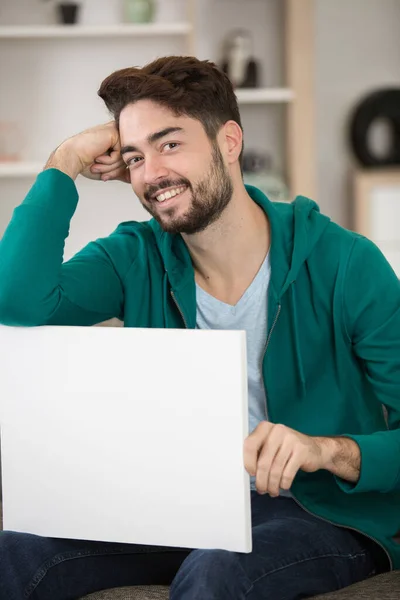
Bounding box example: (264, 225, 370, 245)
(0, 494, 386, 600)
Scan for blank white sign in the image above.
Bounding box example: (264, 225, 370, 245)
(0, 325, 251, 553)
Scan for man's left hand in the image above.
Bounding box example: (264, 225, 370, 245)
(243, 422, 360, 496)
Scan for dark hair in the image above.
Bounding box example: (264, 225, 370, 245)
(98, 55, 244, 166)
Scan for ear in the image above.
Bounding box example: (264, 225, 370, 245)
(220, 120, 243, 165)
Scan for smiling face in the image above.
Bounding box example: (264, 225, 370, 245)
(119, 100, 234, 235)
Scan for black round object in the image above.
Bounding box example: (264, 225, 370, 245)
(349, 88, 400, 167)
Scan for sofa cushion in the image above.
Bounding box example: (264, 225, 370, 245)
(312, 571, 400, 599)
(81, 587, 168, 600)
(81, 572, 400, 600)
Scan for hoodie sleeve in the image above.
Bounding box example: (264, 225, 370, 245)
(0, 169, 137, 327)
(336, 235, 400, 494)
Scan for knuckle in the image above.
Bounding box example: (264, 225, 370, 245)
(259, 421, 270, 432)
(268, 469, 279, 483)
(274, 423, 287, 435)
(256, 461, 269, 474)
(243, 437, 255, 451)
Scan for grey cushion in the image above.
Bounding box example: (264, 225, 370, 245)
(312, 571, 400, 599)
(81, 587, 169, 600)
(81, 572, 400, 600)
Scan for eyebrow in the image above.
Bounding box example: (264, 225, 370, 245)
(120, 127, 184, 155)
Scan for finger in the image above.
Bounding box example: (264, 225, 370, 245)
(91, 160, 125, 175)
(87, 172, 102, 181)
(94, 151, 122, 165)
(279, 454, 301, 492)
(101, 166, 128, 182)
(255, 441, 279, 495)
(243, 421, 273, 476)
(267, 447, 292, 497)
(255, 424, 287, 495)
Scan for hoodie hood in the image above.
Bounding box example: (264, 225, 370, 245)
(246, 186, 331, 298)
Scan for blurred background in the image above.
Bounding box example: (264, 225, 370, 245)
(0, 0, 399, 274)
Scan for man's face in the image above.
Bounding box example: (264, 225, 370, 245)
(119, 100, 233, 234)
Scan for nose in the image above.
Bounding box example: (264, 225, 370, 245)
(143, 154, 169, 185)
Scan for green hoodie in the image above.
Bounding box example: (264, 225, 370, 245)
(0, 169, 399, 569)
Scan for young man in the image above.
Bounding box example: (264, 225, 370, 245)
(0, 56, 399, 600)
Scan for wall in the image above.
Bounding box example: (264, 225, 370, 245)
(315, 0, 400, 227)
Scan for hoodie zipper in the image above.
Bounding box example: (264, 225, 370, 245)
(261, 303, 393, 571)
(171, 290, 188, 328)
(261, 302, 281, 421)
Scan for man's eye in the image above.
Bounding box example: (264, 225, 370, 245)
(164, 142, 179, 151)
(127, 156, 143, 166)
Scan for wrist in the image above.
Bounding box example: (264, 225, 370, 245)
(314, 436, 338, 471)
(44, 141, 83, 181)
(315, 436, 361, 482)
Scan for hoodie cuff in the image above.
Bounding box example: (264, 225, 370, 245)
(22, 168, 79, 221)
(335, 432, 400, 494)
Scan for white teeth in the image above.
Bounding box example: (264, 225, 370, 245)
(156, 186, 186, 202)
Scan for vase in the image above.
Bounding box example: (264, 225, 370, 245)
(57, 3, 81, 25)
(124, 0, 155, 24)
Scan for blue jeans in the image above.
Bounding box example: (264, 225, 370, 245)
(0, 494, 388, 600)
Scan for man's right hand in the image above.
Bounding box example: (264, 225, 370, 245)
(44, 121, 130, 183)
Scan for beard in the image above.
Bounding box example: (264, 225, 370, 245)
(141, 143, 234, 235)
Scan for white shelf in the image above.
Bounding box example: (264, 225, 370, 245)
(235, 88, 294, 104)
(0, 23, 192, 39)
(0, 162, 43, 177)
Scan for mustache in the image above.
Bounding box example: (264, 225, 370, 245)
(144, 179, 191, 201)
